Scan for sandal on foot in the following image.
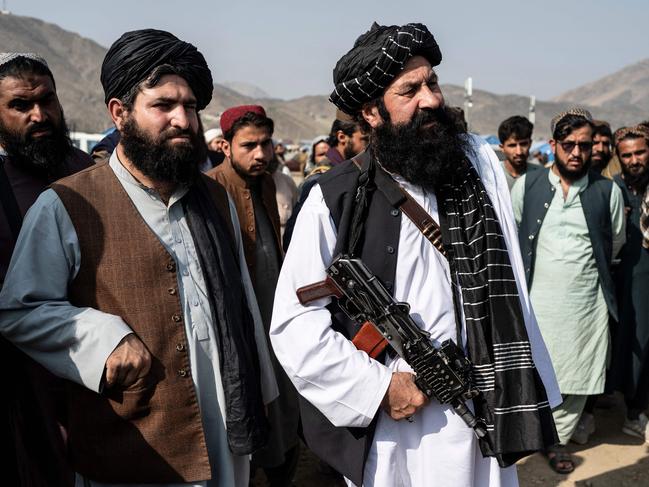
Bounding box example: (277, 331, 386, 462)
(545, 445, 575, 474)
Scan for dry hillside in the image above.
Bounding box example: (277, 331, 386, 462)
(1, 12, 645, 140)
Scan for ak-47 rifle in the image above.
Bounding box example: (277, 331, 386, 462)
(297, 255, 487, 438)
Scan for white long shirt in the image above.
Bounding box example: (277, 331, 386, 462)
(270, 136, 561, 487)
(0, 154, 278, 487)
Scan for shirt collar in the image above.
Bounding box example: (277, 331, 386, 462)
(547, 164, 589, 193)
(108, 150, 189, 206)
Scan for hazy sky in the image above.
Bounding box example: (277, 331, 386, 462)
(7, 0, 649, 100)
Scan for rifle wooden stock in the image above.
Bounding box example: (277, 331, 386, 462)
(351, 322, 389, 359)
(296, 276, 343, 305)
(297, 277, 388, 359)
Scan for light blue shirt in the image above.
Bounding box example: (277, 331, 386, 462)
(0, 153, 277, 487)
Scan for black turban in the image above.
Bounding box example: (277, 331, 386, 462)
(330, 22, 442, 115)
(101, 29, 213, 110)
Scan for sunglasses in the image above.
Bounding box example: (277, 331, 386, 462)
(559, 141, 593, 153)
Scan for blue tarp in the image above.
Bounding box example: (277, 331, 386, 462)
(481, 134, 500, 145)
(532, 142, 554, 162)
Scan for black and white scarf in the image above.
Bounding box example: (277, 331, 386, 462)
(436, 160, 558, 466)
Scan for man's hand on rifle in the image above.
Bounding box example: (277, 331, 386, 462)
(381, 372, 428, 421)
(104, 333, 152, 389)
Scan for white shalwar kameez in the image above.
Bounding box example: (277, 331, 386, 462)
(270, 135, 561, 487)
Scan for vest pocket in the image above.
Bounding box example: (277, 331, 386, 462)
(107, 375, 157, 420)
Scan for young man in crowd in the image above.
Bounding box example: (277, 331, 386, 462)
(208, 105, 300, 487)
(498, 115, 539, 191)
(612, 125, 649, 443)
(512, 108, 626, 473)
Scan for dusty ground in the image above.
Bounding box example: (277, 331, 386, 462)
(516, 394, 649, 487)
(252, 394, 649, 486)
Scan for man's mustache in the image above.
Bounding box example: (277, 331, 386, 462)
(161, 128, 194, 141)
(26, 121, 56, 138)
(410, 108, 446, 130)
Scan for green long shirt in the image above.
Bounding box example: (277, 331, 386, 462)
(511, 169, 626, 394)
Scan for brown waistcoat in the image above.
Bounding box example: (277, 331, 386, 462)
(206, 160, 282, 281)
(50, 162, 234, 483)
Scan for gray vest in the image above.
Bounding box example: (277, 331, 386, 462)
(519, 168, 617, 321)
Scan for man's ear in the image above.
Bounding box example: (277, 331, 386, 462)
(361, 101, 383, 129)
(549, 139, 557, 155)
(336, 130, 347, 146)
(108, 98, 128, 131)
(222, 139, 232, 160)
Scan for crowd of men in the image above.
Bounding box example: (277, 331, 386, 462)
(0, 21, 647, 487)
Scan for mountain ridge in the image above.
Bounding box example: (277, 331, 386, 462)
(553, 58, 649, 110)
(1, 13, 645, 141)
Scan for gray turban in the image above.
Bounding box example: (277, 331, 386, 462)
(329, 22, 442, 115)
(101, 29, 213, 110)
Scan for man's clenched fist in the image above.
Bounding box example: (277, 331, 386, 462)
(381, 372, 428, 421)
(104, 333, 151, 389)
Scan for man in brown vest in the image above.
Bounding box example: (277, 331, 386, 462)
(0, 30, 277, 487)
(207, 105, 300, 487)
(0, 52, 92, 486)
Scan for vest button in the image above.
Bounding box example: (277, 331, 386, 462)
(245, 194, 251, 200)
(176, 343, 186, 352)
(178, 368, 188, 378)
(166, 262, 176, 272)
(386, 245, 395, 254)
(537, 219, 542, 224)
(172, 314, 182, 323)
(168, 288, 177, 295)
(528, 235, 534, 240)
(390, 209, 400, 217)
(247, 226, 254, 232)
(544, 203, 549, 208)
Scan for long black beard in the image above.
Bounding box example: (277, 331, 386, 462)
(0, 112, 73, 180)
(622, 165, 649, 193)
(370, 104, 470, 190)
(120, 116, 204, 185)
(591, 153, 611, 173)
(554, 151, 591, 181)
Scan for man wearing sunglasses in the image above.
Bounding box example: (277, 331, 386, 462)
(511, 108, 626, 474)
